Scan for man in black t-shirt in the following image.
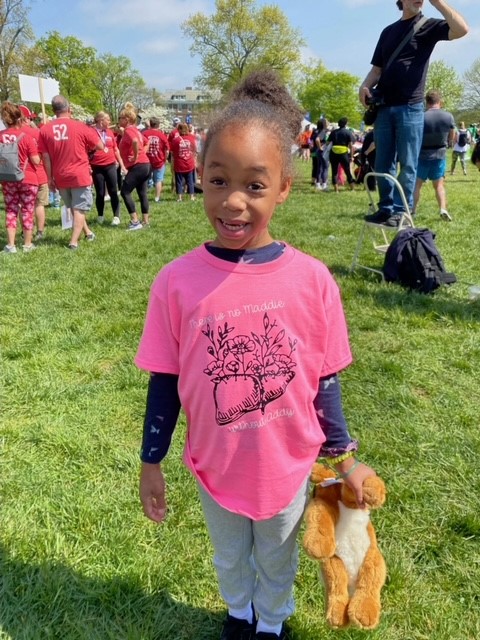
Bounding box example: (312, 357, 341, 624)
(359, 0, 468, 226)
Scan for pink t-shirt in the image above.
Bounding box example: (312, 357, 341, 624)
(38, 117, 99, 188)
(135, 244, 352, 520)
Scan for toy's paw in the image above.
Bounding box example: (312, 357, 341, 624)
(326, 598, 349, 629)
(348, 593, 381, 629)
(303, 532, 336, 559)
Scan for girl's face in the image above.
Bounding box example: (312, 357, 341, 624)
(201, 124, 291, 250)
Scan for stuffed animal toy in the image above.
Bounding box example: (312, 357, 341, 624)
(303, 463, 387, 630)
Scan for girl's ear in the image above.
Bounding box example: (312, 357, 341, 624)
(276, 177, 292, 204)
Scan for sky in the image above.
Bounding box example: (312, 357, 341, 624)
(28, 0, 480, 92)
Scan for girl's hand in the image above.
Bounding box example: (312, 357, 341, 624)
(335, 458, 377, 508)
(139, 463, 167, 523)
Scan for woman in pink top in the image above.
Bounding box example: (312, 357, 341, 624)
(118, 104, 150, 230)
(135, 71, 377, 640)
(1, 101, 40, 253)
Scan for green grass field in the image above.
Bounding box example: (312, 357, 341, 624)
(1, 158, 479, 640)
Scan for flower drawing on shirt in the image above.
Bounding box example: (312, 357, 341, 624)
(202, 313, 297, 425)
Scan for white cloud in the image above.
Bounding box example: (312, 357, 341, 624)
(81, 0, 210, 29)
(141, 39, 181, 55)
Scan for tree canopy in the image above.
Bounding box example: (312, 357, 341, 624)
(182, 0, 304, 94)
(0, 0, 34, 100)
(425, 60, 463, 114)
(296, 61, 361, 126)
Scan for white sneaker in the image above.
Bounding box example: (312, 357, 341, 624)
(315, 182, 322, 190)
(127, 221, 143, 231)
(154, 197, 160, 203)
(4, 244, 17, 254)
(440, 209, 452, 221)
(111, 216, 121, 226)
(22, 244, 37, 252)
(97, 216, 105, 224)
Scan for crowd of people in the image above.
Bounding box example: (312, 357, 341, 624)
(0, 97, 203, 251)
(296, 0, 475, 226)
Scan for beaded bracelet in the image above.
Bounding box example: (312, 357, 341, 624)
(319, 450, 355, 466)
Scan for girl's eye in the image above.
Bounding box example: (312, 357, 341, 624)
(210, 177, 225, 186)
(249, 182, 265, 191)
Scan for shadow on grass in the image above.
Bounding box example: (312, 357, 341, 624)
(0, 545, 219, 640)
(0, 546, 305, 640)
(330, 263, 480, 322)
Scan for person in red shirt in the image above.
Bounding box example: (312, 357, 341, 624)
(170, 122, 197, 202)
(19, 105, 49, 241)
(38, 95, 104, 249)
(118, 104, 151, 230)
(142, 117, 169, 203)
(90, 111, 126, 226)
(1, 101, 40, 253)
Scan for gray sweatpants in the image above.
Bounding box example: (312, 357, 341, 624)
(198, 478, 310, 627)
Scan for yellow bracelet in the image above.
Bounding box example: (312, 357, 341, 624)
(319, 451, 355, 466)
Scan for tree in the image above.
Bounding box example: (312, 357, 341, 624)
(33, 31, 102, 113)
(425, 60, 463, 113)
(182, 0, 304, 94)
(462, 57, 480, 114)
(94, 53, 150, 120)
(296, 61, 361, 126)
(0, 0, 34, 100)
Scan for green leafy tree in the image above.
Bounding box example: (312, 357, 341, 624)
(182, 0, 304, 94)
(94, 53, 150, 120)
(462, 57, 480, 114)
(0, 0, 35, 100)
(33, 31, 102, 112)
(425, 60, 463, 113)
(296, 61, 361, 126)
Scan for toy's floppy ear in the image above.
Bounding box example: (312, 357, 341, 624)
(310, 463, 337, 484)
(362, 476, 387, 509)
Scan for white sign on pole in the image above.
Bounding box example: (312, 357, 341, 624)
(18, 74, 60, 103)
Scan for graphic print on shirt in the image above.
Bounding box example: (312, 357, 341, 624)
(202, 313, 297, 425)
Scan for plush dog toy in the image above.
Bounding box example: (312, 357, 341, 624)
(303, 463, 387, 629)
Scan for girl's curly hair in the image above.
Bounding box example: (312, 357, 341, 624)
(200, 69, 303, 180)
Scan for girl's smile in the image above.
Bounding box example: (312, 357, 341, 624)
(201, 124, 291, 250)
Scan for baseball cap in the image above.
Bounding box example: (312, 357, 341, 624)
(19, 105, 37, 119)
(173, 117, 181, 124)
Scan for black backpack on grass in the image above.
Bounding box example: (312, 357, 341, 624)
(383, 228, 456, 294)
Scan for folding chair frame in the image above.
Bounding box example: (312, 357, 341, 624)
(350, 172, 415, 278)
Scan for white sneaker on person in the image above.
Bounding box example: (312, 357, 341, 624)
(22, 244, 37, 252)
(127, 221, 143, 231)
(3, 244, 17, 254)
(111, 216, 121, 226)
(315, 182, 322, 190)
(154, 197, 160, 202)
(440, 208, 452, 221)
(97, 216, 105, 224)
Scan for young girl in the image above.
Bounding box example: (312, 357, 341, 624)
(135, 70, 376, 640)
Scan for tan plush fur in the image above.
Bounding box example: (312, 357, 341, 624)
(303, 463, 387, 629)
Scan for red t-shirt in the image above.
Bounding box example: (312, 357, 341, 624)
(142, 128, 169, 168)
(0, 128, 38, 185)
(90, 128, 118, 167)
(22, 125, 48, 185)
(171, 134, 197, 173)
(38, 117, 99, 188)
(118, 126, 149, 169)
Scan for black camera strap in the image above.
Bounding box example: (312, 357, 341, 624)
(384, 15, 428, 71)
